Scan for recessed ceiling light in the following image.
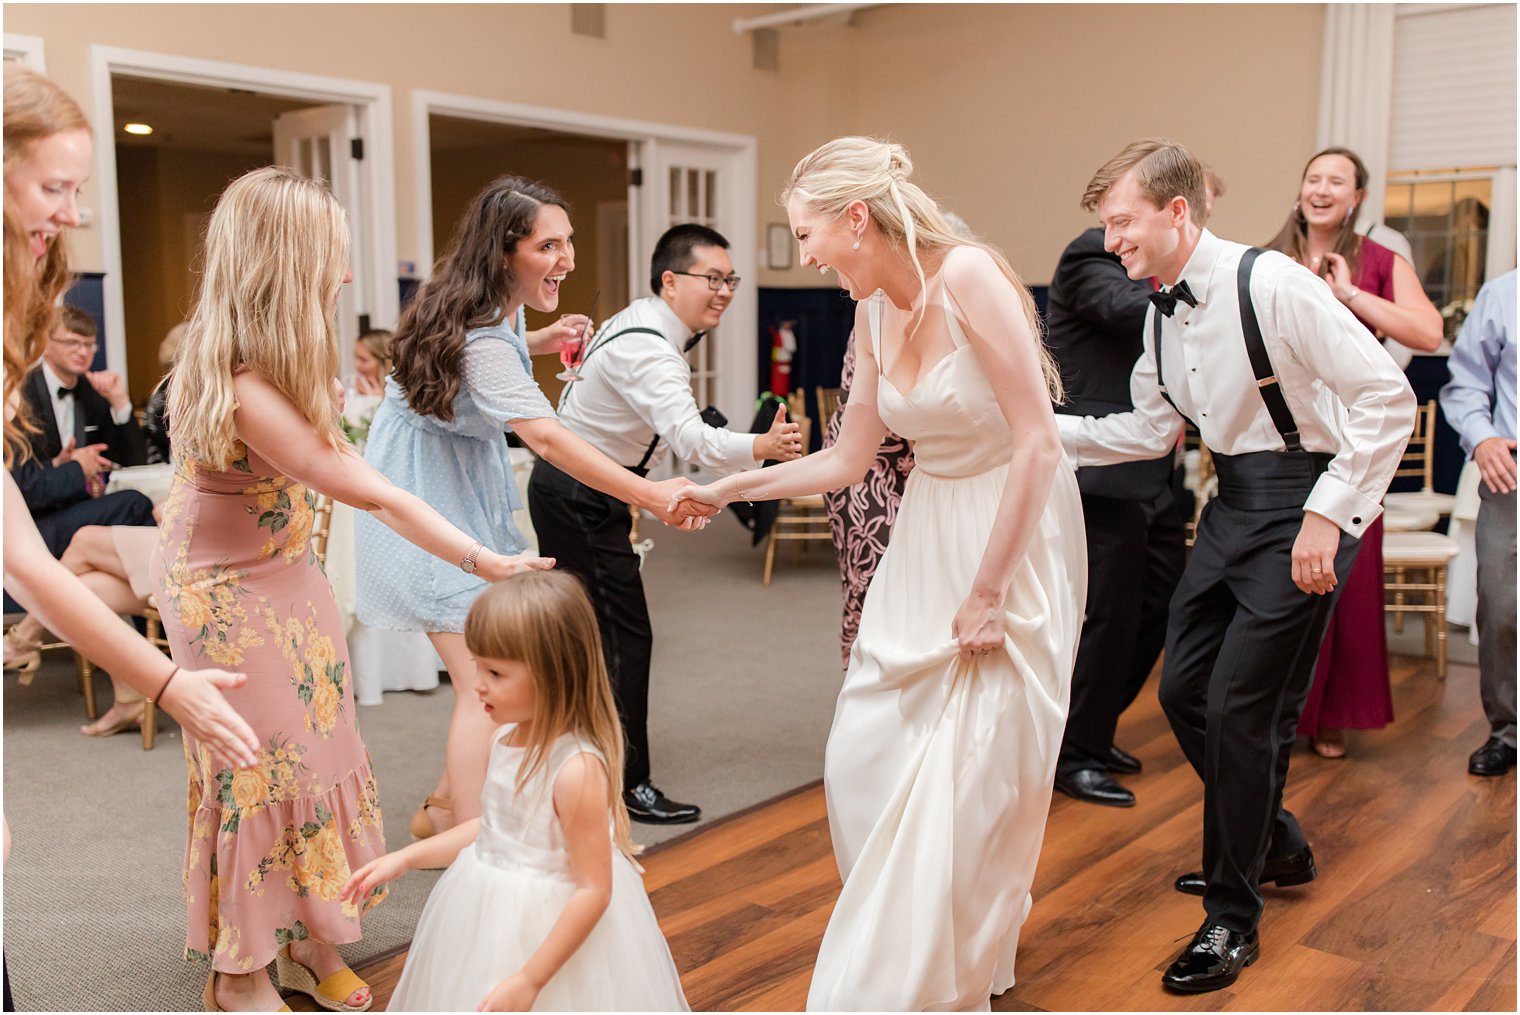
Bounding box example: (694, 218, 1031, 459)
(123, 123, 153, 136)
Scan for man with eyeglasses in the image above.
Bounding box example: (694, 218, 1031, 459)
(10, 305, 152, 562)
(529, 223, 803, 824)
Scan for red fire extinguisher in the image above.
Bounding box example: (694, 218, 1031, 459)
(769, 319, 797, 396)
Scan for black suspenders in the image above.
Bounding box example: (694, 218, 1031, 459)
(560, 325, 668, 470)
(1152, 247, 1304, 452)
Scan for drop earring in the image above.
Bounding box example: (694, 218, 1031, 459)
(852, 234, 862, 251)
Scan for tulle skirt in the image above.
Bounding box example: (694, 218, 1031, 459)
(389, 844, 689, 1012)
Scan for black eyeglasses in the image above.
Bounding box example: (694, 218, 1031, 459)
(671, 271, 742, 292)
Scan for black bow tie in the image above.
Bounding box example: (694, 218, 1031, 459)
(684, 330, 708, 353)
(1149, 279, 1199, 317)
(56, 385, 75, 400)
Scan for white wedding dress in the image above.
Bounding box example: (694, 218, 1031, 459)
(808, 293, 1086, 1012)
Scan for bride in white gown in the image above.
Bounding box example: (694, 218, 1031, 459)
(673, 137, 1086, 1011)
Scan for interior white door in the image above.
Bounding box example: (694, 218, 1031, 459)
(651, 142, 727, 418)
(640, 139, 756, 460)
(273, 104, 368, 350)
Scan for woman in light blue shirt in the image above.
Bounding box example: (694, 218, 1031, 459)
(358, 176, 703, 840)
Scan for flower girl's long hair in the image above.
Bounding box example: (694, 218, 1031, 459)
(465, 571, 640, 861)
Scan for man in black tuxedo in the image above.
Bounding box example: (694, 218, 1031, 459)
(10, 307, 152, 559)
(1046, 226, 1190, 807)
(1046, 169, 1225, 807)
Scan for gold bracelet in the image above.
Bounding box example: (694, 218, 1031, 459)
(147, 665, 180, 705)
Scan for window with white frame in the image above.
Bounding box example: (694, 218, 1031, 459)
(1384, 170, 1495, 339)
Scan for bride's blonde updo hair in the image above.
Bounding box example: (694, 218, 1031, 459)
(783, 136, 1062, 400)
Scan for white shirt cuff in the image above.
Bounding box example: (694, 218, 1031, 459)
(724, 428, 762, 470)
(111, 403, 134, 426)
(1054, 413, 1082, 458)
(1305, 475, 1383, 539)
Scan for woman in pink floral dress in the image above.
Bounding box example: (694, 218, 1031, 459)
(153, 166, 550, 1012)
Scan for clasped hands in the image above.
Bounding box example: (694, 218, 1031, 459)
(646, 476, 720, 530)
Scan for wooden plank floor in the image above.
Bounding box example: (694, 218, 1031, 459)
(307, 651, 1516, 1011)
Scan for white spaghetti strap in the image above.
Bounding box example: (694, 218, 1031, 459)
(940, 283, 970, 349)
(866, 292, 884, 360)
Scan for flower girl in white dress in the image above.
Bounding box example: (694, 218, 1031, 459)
(341, 571, 689, 1012)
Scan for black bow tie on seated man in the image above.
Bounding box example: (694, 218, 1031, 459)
(1149, 278, 1199, 317)
(57, 385, 75, 400)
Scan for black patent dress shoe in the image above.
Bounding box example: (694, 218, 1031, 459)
(623, 781, 701, 824)
(1173, 845, 1317, 896)
(1053, 768, 1135, 808)
(1106, 744, 1142, 775)
(1162, 922, 1259, 993)
(1469, 737, 1517, 777)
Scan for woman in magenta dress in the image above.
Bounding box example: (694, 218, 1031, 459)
(1267, 146, 1443, 757)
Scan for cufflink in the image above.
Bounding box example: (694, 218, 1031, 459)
(1352, 516, 1362, 525)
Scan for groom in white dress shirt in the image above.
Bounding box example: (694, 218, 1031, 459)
(1058, 139, 1414, 994)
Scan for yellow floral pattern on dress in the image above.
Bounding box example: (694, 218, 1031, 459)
(263, 605, 347, 739)
(243, 803, 385, 918)
(348, 768, 384, 843)
(167, 439, 386, 972)
(160, 459, 264, 667)
(160, 557, 264, 667)
(245, 481, 317, 565)
(214, 735, 317, 834)
(210, 922, 257, 972)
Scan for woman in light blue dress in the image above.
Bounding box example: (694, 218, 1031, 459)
(358, 176, 700, 840)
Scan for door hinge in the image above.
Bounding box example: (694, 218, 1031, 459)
(629, 168, 643, 187)
(351, 137, 365, 161)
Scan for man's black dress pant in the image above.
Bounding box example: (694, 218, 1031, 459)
(1158, 450, 1361, 933)
(527, 458, 654, 787)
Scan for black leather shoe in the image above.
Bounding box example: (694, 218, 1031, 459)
(623, 781, 701, 824)
(1054, 768, 1135, 808)
(1161, 922, 1259, 993)
(1469, 737, 1517, 777)
(1106, 744, 1142, 775)
(1173, 845, 1317, 896)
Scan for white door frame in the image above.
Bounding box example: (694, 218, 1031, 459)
(88, 45, 399, 388)
(412, 90, 758, 420)
(3, 33, 46, 70)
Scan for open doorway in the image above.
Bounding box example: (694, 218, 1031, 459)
(90, 47, 398, 397)
(429, 115, 630, 403)
(414, 91, 757, 439)
(112, 76, 317, 404)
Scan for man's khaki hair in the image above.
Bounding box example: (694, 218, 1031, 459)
(1081, 138, 1207, 227)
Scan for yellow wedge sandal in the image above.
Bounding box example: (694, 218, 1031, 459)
(275, 945, 373, 1012)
